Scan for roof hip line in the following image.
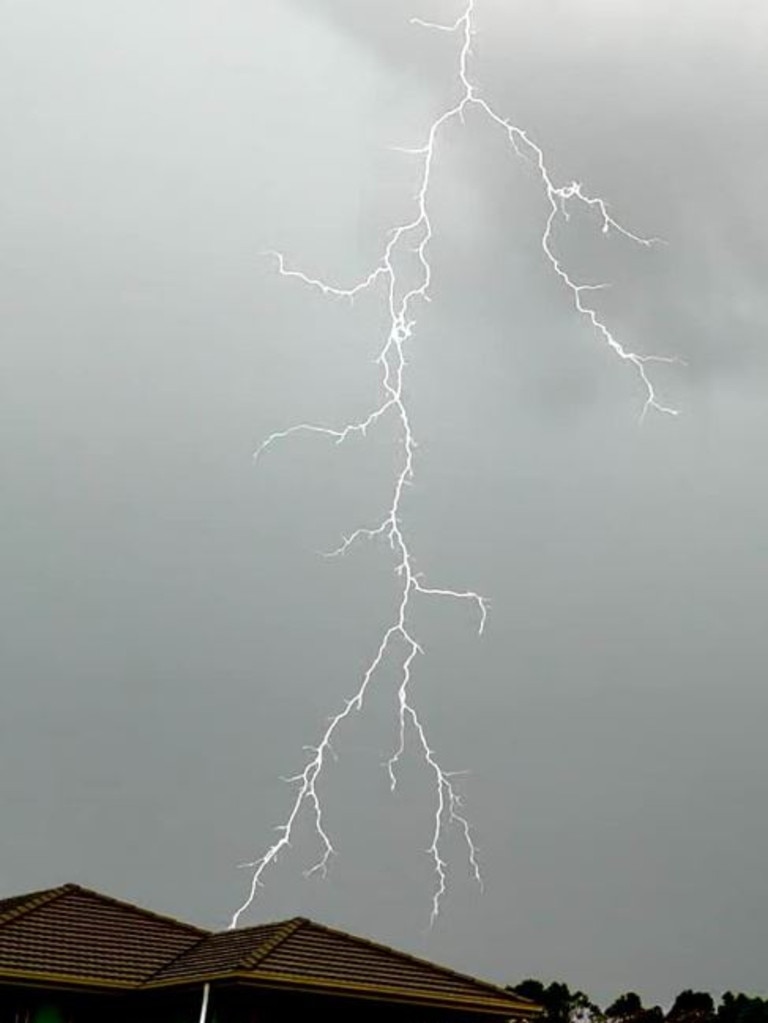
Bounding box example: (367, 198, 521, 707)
(236, 917, 306, 972)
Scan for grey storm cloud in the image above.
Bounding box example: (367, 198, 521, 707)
(2, 0, 767, 1007)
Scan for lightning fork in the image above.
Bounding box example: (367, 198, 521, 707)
(230, 0, 676, 930)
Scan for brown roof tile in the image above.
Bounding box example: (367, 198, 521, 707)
(152, 917, 538, 1012)
(0, 883, 203, 987)
(149, 920, 299, 982)
(0, 885, 67, 927)
(0, 884, 540, 1015)
(243, 918, 538, 1012)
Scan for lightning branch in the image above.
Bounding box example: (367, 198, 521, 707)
(230, 0, 677, 930)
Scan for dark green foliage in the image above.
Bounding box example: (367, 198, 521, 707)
(510, 981, 768, 1023)
(671, 993, 715, 1016)
(511, 979, 604, 1023)
(667, 990, 716, 1023)
(605, 992, 665, 1023)
(606, 994, 645, 1019)
(717, 993, 768, 1023)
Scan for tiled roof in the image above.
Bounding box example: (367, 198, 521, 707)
(246, 918, 536, 1012)
(0, 884, 203, 987)
(0, 888, 61, 926)
(0, 883, 541, 1016)
(150, 919, 301, 982)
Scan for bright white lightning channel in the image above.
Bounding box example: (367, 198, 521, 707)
(230, 0, 677, 930)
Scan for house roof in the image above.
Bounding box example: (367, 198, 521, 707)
(0, 883, 541, 1017)
(0, 884, 203, 987)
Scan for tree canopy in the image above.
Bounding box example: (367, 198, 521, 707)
(508, 981, 768, 1023)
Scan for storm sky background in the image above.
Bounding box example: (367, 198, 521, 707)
(2, 0, 768, 1005)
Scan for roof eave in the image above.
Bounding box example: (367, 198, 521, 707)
(0, 968, 135, 993)
(143, 968, 543, 1015)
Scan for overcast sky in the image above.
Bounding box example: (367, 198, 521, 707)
(2, 0, 768, 1006)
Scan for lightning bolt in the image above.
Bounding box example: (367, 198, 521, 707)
(230, 0, 677, 931)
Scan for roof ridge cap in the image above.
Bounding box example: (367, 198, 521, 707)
(237, 917, 307, 971)
(0, 885, 72, 929)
